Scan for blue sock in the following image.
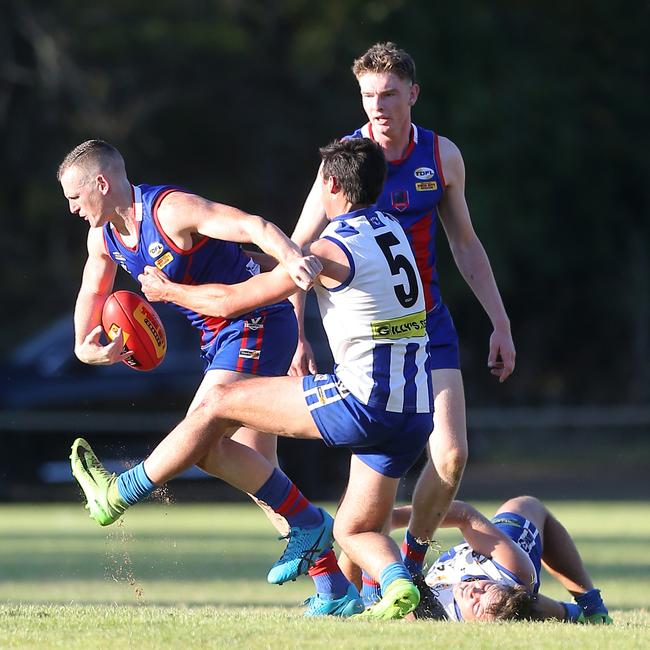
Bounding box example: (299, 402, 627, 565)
(361, 570, 382, 605)
(117, 462, 156, 505)
(401, 530, 428, 575)
(575, 588, 608, 616)
(307, 550, 350, 598)
(378, 561, 411, 594)
(561, 601, 583, 622)
(254, 468, 322, 528)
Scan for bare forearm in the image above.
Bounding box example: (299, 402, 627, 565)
(163, 282, 235, 318)
(73, 289, 108, 351)
(249, 218, 302, 268)
(162, 268, 297, 319)
(288, 290, 308, 338)
(452, 239, 510, 330)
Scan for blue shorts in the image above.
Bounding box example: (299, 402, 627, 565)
(303, 374, 432, 478)
(491, 512, 543, 592)
(427, 303, 460, 370)
(201, 305, 297, 377)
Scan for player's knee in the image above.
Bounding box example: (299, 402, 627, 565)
(499, 495, 544, 517)
(196, 384, 230, 419)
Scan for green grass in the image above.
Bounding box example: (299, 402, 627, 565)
(0, 501, 648, 648)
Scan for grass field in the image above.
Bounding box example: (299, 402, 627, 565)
(0, 500, 648, 649)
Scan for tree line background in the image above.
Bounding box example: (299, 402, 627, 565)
(1, 0, 648, 411)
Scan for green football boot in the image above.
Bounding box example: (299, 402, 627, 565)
(584, 612, 614, 625)
(356, 578, 420, 620)
(70, 438, 128, 526)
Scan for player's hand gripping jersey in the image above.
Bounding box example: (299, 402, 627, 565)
(313, 208, 432, 414)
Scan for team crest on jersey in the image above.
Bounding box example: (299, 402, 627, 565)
(244, 316, 264, 331)
(148, 241, 164, 257)
(155, 252, 174, 270)
(391, 190, 409, 212)
(414, 167, 435, 180)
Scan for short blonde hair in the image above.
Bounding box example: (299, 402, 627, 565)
(352, 42, 416, 83)
(57, 139, 124, 181)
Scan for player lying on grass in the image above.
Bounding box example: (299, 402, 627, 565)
(367, 495, 612, 623)
(71, 137, 434, 620)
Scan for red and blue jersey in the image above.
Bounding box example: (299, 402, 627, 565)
(102, 183, 290, 350)
(345, 123, 446, 312)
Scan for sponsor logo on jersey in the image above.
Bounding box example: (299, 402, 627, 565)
(371, 310, 426, 339)
(245, 316, 264, 331)
(238, 348, 261, 359)
(154, 252, 174, 270)
(391, 190, 410, 212)
(414, 166, 435, 180)
(415, 181, 438, 191)
(148, 241, 164, 257)
(314, 374, 329, 382)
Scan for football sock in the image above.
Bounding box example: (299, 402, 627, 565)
(561, 601, 583, 622)
(575, 588, 608, 616)
(378, 561, 412, 594)
(308, 549, 350, 598)
(361, 570, 382, 605)
(254, 468, 322, 528)
(116, 462, 156, 505)
(401, 529, 428, 575)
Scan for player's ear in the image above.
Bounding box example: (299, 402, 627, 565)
(329, 176, 341, 194)
(409, 83, 420, 106)
(96, 174, 110, 195)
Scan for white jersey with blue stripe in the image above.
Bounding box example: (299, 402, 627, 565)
(424, 543, 523, 621)
(313, 208, 432, 414)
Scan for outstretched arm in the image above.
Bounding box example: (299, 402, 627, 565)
(139, 236, 350, 319)
(140, 264, 298, 319)
(437, 137, 515, 383)
(156, 191, 321, 290)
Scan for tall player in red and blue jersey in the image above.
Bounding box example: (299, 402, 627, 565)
(58, 139, 335, 584)
(290, 42, 516, 591)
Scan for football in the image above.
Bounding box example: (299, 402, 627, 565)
(101, 290, 167, 371)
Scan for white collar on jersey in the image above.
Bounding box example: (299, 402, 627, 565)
(361, 122, 419, 144)
(132, 185, 143, 222)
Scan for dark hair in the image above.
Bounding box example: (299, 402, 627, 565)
(486, 584, 535, 621)
(57, 139, 124, 180)
(319, 138, 386, 206)
(352, 42, 416, 84)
